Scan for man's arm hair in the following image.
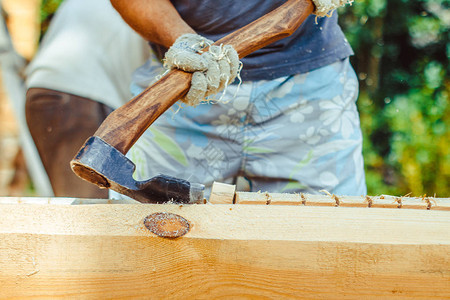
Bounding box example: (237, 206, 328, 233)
(111, 0, 195, 48)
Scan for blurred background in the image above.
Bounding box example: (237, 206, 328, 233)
(0, 0, 448, 197)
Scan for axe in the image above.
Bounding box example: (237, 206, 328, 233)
(70, 0, 314, 204)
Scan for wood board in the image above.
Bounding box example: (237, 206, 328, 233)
(208, 182, 450, 210)
(0, 199, 449, 298)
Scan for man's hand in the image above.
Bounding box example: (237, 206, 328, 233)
(312, 0, 353, 17)
(164, 33, 240, 106)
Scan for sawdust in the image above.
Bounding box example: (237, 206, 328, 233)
(300, 193, 307, 205)
(421, 195, 437, 210)
(26, 257, 39, 277)
(319, 189, 340, 206)
(264, 192, 272, 205)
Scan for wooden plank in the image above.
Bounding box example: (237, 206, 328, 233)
(0, 197, 140, 205)
(209, 181, 236, 204)
(236, 192, 450, 210)
(2, 193, 448, 210)
(0, 201, 449, 298)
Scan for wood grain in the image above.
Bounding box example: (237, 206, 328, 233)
(93, 0, 314, 154)
(0, 201, 449, 298)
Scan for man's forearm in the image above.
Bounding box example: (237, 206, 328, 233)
(111, 0, 195, 48)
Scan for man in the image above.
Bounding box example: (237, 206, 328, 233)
(111, 0, 366, 198)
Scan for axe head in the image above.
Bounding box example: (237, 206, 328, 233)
(70, 136, 204, 204)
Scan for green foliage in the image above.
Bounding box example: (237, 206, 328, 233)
(39, 0, 64, 39)
(339, 0, 449, 196)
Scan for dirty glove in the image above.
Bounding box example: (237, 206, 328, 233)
(164, 33, 240, 106)
(312, 0, 353, 17)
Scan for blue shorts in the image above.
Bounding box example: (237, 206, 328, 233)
(112, 57, 366, 199)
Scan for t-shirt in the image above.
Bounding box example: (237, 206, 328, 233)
(26, 0, 149, 109)
(152, 0, 353, 81)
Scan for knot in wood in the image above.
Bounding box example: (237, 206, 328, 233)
(144, 212, 190, 238)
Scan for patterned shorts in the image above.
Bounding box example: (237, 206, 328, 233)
(112, 57, 366, 199)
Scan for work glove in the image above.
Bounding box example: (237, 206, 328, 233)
(164, 33, 240, 106)
(312, 0, 353, 17)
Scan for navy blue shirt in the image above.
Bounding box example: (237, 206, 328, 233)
(153, 0, 353, 81)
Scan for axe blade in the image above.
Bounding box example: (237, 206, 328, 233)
(71, 136, 204, 204)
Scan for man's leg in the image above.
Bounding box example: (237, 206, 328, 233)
(243, 58, 367, 196)
(25, 88, 113, 198)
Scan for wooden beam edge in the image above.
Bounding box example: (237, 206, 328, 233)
(1, 203, 449, 245)
(235, 192, 450, 210)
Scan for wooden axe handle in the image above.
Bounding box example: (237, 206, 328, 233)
(95, 0, 314, 154)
